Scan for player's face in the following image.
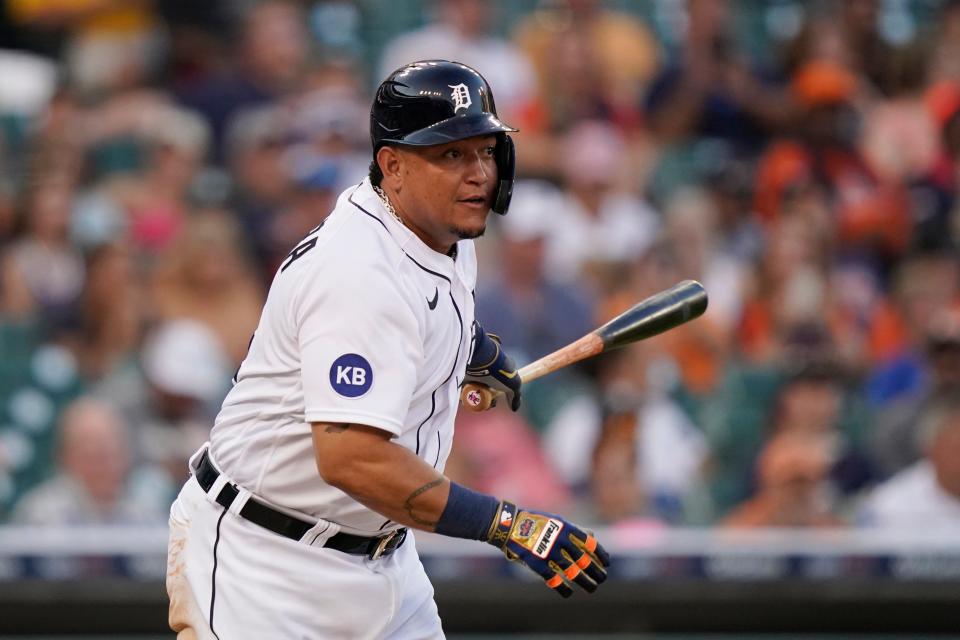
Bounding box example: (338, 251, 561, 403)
(392, 135, 497, 252)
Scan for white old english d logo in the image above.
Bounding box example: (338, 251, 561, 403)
(448, 83, 472, 112)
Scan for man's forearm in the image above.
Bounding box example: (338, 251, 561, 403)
(311, 422, 453, 531)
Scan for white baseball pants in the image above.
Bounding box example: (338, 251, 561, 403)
(167, 477, 444, 639)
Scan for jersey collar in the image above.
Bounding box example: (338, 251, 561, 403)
(352, 179, 462, 274)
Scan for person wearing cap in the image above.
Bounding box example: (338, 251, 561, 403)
(754, 60, 911, 261)
(96, 319, 232, 498)
(166, 61, 609, 639)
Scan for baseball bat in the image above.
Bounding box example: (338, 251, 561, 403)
(461, 280, 708, 412)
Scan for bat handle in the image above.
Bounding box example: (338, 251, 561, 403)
(461, 382, 501, 412)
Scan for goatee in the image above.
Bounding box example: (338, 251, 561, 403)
(452, 225, 485, 240)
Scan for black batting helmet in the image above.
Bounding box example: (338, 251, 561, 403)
(371, 60, 517, 215)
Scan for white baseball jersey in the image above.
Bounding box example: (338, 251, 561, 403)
(208, 178, 477, 536)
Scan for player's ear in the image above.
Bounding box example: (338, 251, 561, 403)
(377, 146, 403, 191)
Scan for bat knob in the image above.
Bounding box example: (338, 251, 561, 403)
(466, 389, 482, 406)
(461, 383, 497, 412)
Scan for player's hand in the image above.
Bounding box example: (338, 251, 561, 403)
(463, 324, 522, 411)
(485, 502, 610, 597)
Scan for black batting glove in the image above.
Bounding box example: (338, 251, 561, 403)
(464, 323, 522, 411)
(486, 501, 610, 597)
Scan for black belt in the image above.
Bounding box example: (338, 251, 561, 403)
(195, 450, 406, 560)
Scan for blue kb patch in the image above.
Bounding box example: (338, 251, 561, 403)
(330, 353, 373, 397)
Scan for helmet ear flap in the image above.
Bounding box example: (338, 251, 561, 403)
(492, 134, 515, 215)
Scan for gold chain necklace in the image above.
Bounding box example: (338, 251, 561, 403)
(373, 185, 404, 227)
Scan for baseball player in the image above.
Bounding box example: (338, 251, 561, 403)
(166, 60, 610, 639)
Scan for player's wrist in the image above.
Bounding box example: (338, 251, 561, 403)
(465, 324, 522, 411)
(434, 482, 500, 541)
(466, 323, 500, 372)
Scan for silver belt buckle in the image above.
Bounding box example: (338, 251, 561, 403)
(369, 530, 398, 560)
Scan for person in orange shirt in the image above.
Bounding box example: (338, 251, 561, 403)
(754, 60, 912, 261)
(511, 0, 659, 176)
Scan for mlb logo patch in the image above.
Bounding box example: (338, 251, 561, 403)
(330, 353, 373, 398)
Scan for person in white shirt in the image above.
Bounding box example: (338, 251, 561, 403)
(858, 396, 960, 529)
(12, 397, 168, 526)
(165, 60, 609, 640)
(546, 121, 660, 287)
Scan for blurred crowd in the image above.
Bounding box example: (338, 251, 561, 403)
(1, 0, 960, 537)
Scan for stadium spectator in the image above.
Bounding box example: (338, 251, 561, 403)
(587, 409, 667, 535)
(698, 347, 871, 522)
(864, 250, 960, 405)
(870, 309, 960, 477)
(223, 106, 293, 277)
(546, 120, 660, 290)
(781, 2, 923, 98)
(176, 0, 311, 163)
(97, 319, 230, 494)
(661, 186, 751, 336)
(476, 180, 595, 366)
(736, 214, 834, 364)
(62, 241, 144, 382)
(858, 396, 960, 529)
(545, 344, 707, 524)
(102, 106, 210, 256)
(148, 213, 263, 366)
(644, 0, 790, 151)
(614, 188, 737, 398)
(10, 396, 168, 525)
(377, 0, 536, 127)
(0, 330, 84, 518)
(754, 60, 912, 264)
(6, 0, 163, 96)
(511, 0, 659, 178)
(285, 83, 369, 193)
(721, 430, 844, 528)
(1, 171, 84, 325)
(261, 156, 341, 277)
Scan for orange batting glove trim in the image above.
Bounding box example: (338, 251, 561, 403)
(564, 564, 582, 580)
(576, 552, 593, 570)
(545, 574, 564, 589)
(582, 535, 598, 553)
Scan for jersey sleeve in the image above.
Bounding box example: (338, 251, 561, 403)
(295, 259, 421, 436)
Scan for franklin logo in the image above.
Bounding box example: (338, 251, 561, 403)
(533, 519, 563, 558)
(329, 353, 373, 398)
(448, 83, 472, 112)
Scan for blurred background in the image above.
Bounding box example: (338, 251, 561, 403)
(1, 0, 960, 636)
